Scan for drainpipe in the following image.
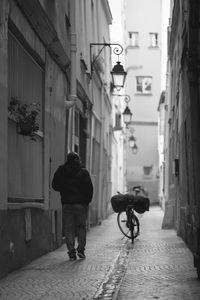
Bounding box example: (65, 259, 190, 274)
(98, 85, 105, 224)
(65, 0, 79, 150)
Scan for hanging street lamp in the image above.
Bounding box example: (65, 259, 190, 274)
(122, 95, 132, 127)
(132, 143, 138, 154)
(110, 61, 127, 91)
(122, 106, 132, 127)
(128, 128, 138, 154)
(128, 134, 136, 148)
(90, 43, 127, 90)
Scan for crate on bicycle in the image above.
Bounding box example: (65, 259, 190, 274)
(111, 193, 150, 214)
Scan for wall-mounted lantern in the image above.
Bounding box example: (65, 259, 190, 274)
(90, 43, 127, 90)
(122, 95, 132, 127)
(128, 133, 138, 154)
(132, 143, 138, 154)
(110, 61, 127, 91)
(128, 134, 136, 148)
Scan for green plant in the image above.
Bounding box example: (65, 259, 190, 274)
(8, 97, 40, 141)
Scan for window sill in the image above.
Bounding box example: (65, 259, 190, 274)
(35, 130, 44, 138)
(8, 116, 44, 138)
(148, 46, 159, 49)
(7, 202, 45, 210)
(134, 93, 153, 96)
(126, 45, 140, 50)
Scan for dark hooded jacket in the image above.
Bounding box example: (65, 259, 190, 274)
(52, 162, 93, 206)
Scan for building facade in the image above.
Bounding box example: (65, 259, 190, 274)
(157, 91, 166, 209)
(122, 0, 161, 203)
(0, 0, 114, 278)
(162, 0, 200, 276)
(109, 0, 126, 197)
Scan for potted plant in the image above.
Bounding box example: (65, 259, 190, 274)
(8, 97, 40, 141)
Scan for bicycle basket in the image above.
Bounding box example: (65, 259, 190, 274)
(111, 193, 134, 213)
(133, 196, 150, 214)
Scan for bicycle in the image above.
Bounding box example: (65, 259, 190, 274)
(117, 201, 140, 244)
(114, 186, 149, 243)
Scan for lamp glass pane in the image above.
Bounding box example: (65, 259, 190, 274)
(129, 140, 135, 148)
(112, 73, 124, 88)
(123, 113, 131, 124)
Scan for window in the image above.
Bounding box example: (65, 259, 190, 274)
(115, 112, 122, 129)
(149, 33, 158, 47)
(143, 166, 153, 179)
(143, 166, 152, 175)
(8, 29, 44, 202)
(128, 32, 139, 46)
(8, 30, 44, 130)
(136, 76, 152, 94)
(75, 111, 80, 138)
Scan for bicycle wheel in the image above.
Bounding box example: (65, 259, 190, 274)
(130, 213, 134, 243)
(129, 211, 139, 243)
(117, 211, 140, 240)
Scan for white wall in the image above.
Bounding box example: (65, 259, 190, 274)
(109, 0, 126, 195)
(124, 0, 162, 203)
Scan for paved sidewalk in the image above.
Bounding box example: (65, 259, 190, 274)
(0, 207, 200, 300)
(0, 212, 126, 300)
(117, 207, 200, 300)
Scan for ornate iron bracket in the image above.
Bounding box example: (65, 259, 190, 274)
(90, 43, 123, 75)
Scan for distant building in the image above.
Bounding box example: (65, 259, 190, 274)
(122, 0, 162, 203)
(157, 91, 166, 209)
(109, 0, 126, 197)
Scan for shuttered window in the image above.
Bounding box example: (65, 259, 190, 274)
(8, 30, 44, 201)
(8, 31, 43, 130)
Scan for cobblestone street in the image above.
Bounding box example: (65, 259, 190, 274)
(116, 207, 200, 300)
(0, 206, 200, 300)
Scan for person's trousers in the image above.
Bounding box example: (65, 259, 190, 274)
(62, 204, 88, 256)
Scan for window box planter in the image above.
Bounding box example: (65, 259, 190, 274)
(8, 97, 40, 141)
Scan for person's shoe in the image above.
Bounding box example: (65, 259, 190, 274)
(77, 251, 86, 259)
(69, 255, 77, 261)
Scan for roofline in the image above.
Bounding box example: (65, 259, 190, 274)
(102, 0, 113, 25)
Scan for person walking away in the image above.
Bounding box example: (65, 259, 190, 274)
(52, 152, 93, 260)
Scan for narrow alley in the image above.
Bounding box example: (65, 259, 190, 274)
(0, 206, 199, 300)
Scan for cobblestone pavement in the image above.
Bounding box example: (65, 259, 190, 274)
(0, 207, 200, 300)
(116, 206, 200, 300)
(0, 212, 126, 300)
